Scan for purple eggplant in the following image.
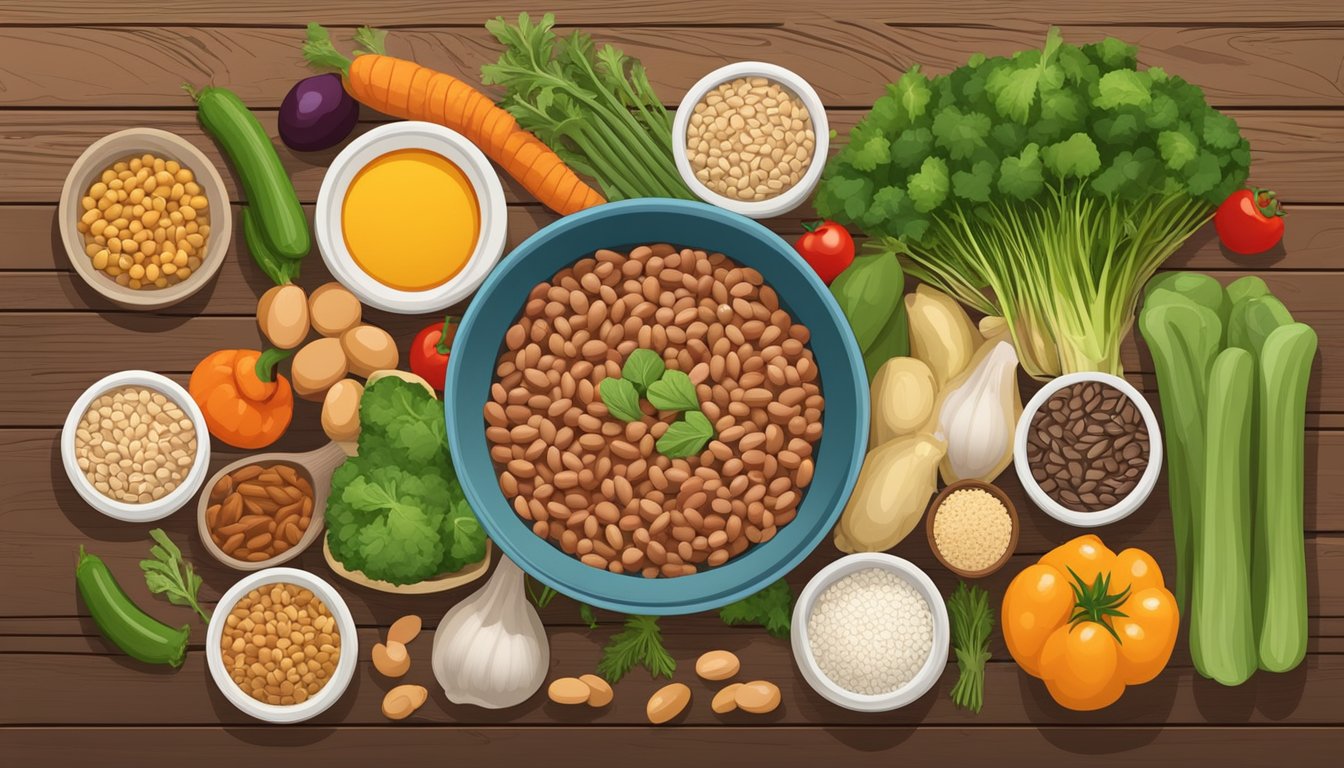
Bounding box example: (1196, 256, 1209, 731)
(279, 74, 358, 151)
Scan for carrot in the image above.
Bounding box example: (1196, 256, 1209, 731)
(303, 24, 605, 216)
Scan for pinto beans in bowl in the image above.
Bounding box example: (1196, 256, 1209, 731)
(484, 243, 824, 578)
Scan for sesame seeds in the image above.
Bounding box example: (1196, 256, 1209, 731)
(932, 488, 1013, 573)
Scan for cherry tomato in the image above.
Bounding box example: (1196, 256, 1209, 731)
(1114, 587, 1180, 685)
(793, 220, 855, 284)
(1214, 186, 1285, 255)
(408, 316, 457, 391)
(1111, 548, 1165, 596)
(1038, 622, 1124, 711)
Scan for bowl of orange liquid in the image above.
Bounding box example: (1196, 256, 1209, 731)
(316, 121, 507, 313)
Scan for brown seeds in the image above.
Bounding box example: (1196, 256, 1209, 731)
(1026, 381, 1150, 512)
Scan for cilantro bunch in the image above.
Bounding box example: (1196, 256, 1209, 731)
(326, 377, 487, 585)
(815, 28, 1251, 379)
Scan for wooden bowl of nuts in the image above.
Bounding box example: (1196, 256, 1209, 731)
(924, 480, 1019, 579)
(59, 128, 231, 310)
(196, 442, 346, 571)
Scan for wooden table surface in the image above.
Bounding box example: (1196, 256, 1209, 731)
(2, 1, 1341, 763)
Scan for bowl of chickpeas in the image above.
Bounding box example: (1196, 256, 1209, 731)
(59, 128, 231, 309)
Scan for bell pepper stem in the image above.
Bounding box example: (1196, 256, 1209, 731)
(254, 347, 293, 384)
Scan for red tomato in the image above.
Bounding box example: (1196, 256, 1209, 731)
(409, 316, 457, 391)
(793, 220, 855, 284)
(1214, 187, 1285, 255)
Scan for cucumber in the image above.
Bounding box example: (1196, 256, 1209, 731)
(189, 85, 310, 261)
(1254, 323, 1317, 673)
(76, 548, 189, 667)
(243, 206, 301, 285)
(1190, 347, 1257, 686)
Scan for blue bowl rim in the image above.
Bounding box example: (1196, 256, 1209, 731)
(445, 198, 868, 615)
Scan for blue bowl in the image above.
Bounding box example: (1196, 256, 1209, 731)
(446, 199, 868, 615)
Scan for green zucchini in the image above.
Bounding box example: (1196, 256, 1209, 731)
(76, 547, 189, 667)
(1191, 347, 1256, 686)
(1254, 323, 1317, 673)
(1137, 294, 1222, 615)
(188, 85, 309, 261)
(243, 206, 301, 285)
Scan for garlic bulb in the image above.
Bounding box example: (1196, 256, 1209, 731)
(934, 340, 1022, 484)
(431, 555, 549, 709)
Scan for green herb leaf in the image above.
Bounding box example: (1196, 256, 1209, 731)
(622, 349, 665, 393)
(139, 528, 210, 624)
(656, 410, 715, 459)
(645, 370, 700, 412)
(947, 582, 993, 713)
(719, 580, 794, 637)
(579, 603, 599, 629)
(597, 615, 675, 683)
(599, 377, 643, 422)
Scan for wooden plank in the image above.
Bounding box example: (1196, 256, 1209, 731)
(0, 630, 1339, 725)
(1, 110, 1340, 205)
(4, 727, 1343, 767)
(2, 25, 1341, 109)
(4, 423, 1342, 621)
(6, 202, 1343, 287)
(2, 0, 1342, 26)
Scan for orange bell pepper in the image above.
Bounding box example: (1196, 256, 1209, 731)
(188, 348, 294, 449)
(1002, 534, 1179, 711)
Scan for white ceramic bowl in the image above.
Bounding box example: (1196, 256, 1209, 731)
(315, 121, 507, 314)
(672, 62, 829, 219)
(61, 370, 211, 523)
(791, 553, 949, 712)
(59, 128, 231, 310)
(1013, 372, 1164, 528)
(206, 568, 358, 724)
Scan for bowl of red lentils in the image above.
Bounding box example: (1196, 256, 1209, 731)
(672, 62, 829, 219)
(59, 128, 231, 310)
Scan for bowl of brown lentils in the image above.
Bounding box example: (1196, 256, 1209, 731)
(59, 127, 231, 310)
(206, 568, 357, 723)
(61, 370, 211, 523)
(673, 62, 828, 219)
(1013, 372, 1163, 528)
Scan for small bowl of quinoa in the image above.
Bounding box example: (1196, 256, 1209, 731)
(672, 62, 829, 219)
(926, 480, 1019, 579)
(790, 553, 949, 712)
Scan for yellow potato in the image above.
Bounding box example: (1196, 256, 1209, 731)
(308, 282, 362, 336)
(292, 337, 348, 401)
(321, 379, 363, 443)
(256, 284, 310, 349)
(341, 324, 399, 378)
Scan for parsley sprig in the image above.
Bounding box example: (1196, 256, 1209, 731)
(719, 579, 794, 637)
(596, 615, 675, 683)
(139, 528, 210, 623)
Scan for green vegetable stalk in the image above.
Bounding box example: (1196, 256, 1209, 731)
(816, 29, 1250, 379)
(482, 13, 692, 201)
(1253, 323, 1316, 672)
(947, 582, 992, 713)
(1190, 347, 1256, 686)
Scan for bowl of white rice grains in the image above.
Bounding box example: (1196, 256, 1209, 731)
(791, 553, 950, 711)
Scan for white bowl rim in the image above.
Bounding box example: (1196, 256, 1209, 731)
(1012, 371, 1164, 528)
(61, 370, 211, 523)
(315, 120, 508, 314)
(205, 567, 358, 724)
(58, 127, 232, 309)
(671, 61, 830, 219)
(790, 553, 950, 712)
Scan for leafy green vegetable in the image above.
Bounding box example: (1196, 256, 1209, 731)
(326, 377, 487, 585)
(656, 410, 715, 459)
(597, 615, 675, 683)
(646, 370, 700, 412)
(829, 251, 908, 379)
(816, 28, 1251, 379)
(139, 528, 210, 624)
(599, 377, 643, 422)
(578, 603, 599, 630)
(719, 579, 793, 637)
(948, 582, 992, 713)
(622, 348, 665, 394)
(482, 13, 692, 201)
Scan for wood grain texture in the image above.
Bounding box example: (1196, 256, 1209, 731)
(2, 0, 1343, 25)
(1, 25, 1341, 109)
(1, 110, 1341, 205)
